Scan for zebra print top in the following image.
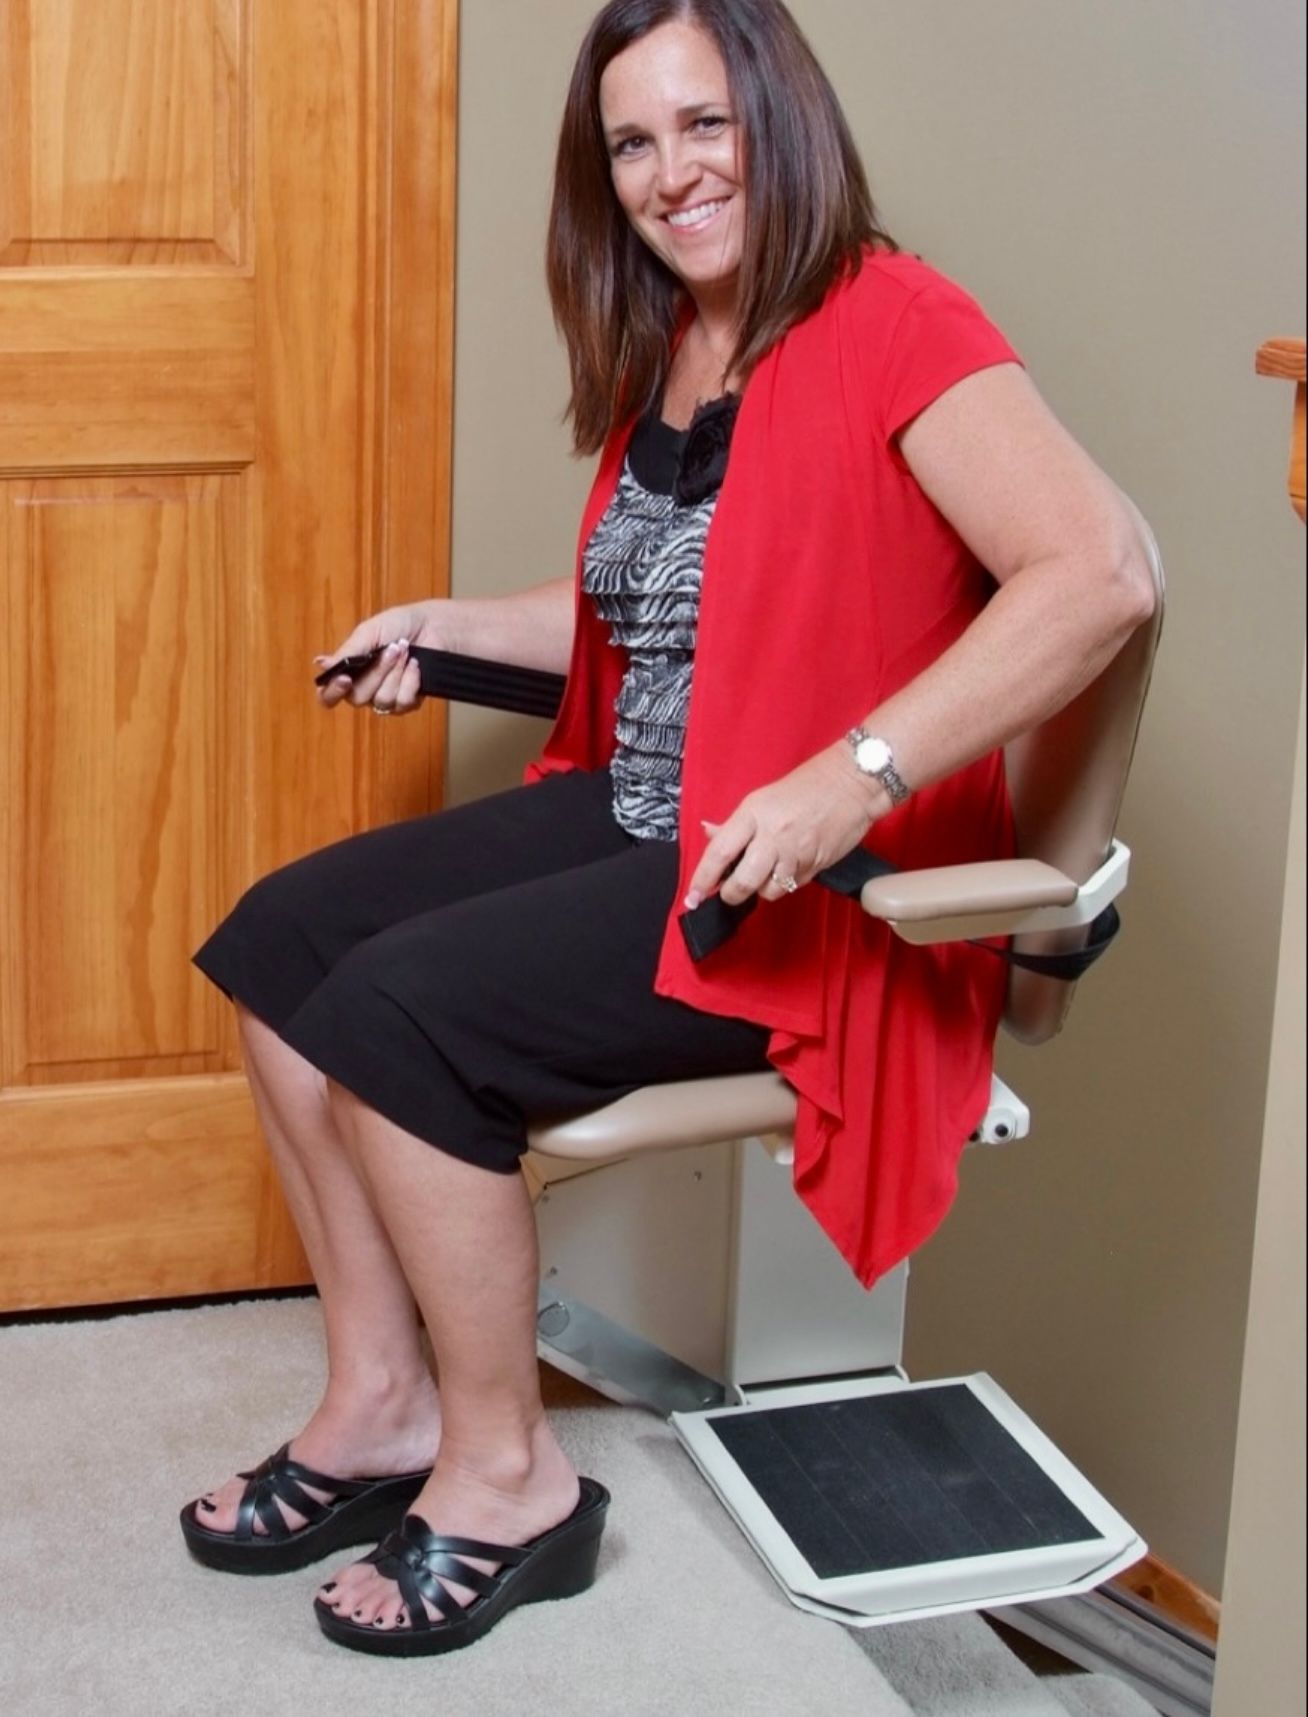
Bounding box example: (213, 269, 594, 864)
(582, 399, 738, 842)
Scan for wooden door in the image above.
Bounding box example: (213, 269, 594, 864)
(0, 0, 457, 1311)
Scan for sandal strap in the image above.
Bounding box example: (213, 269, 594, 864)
(414, 1553, 501, 1601)
(366, 1537, 460, 1632)
(362, 1513, 529, 1632)
(401, 1513, 531, 1569)
(231, 1443, 370, 1544)
(396, 1557, 453, 1632)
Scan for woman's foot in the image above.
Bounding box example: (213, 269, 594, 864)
(316, 1423, 580, 1630)
(194, 1369, 442, 1538)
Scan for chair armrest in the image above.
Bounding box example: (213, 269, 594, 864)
(860, 859, 1077, 921)
(861, 843, 1130, 947)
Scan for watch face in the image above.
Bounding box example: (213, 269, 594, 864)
(856, 737, 892, 775)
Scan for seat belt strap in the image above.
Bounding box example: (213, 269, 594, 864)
(680, 846, 1121, 979)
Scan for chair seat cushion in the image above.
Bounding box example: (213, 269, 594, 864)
(527, 1071, 796, 1162)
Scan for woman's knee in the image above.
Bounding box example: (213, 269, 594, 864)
(223, 858, 319, 950)
(288, 933, 435, 1065)
(237, 1000, 325, 1093)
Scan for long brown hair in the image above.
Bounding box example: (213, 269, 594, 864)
(548, 0, 896, 454)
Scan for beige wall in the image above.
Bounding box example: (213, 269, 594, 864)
(450, 0, 1307, 1597)
(1212, 667, 1305, 1713)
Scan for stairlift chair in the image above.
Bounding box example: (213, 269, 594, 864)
(440, 512, 1165, 1628)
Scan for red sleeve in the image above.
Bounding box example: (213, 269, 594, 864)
(877, 275, 1023, 448)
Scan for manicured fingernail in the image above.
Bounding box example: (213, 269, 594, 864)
(684, 891, 702, 911)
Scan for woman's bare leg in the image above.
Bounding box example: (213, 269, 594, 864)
(196, 1009, 441, 1533)
(317, 1086, 578, 1629)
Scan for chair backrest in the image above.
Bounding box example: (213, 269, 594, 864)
(1001, 502, 1166, 1044)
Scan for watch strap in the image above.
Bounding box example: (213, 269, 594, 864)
(846, 727, 911, 807)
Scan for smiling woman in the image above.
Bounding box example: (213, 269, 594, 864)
(602, 34, 747, 318)
(548, 0, 896, 449)
(184, 0, 1156, 1663)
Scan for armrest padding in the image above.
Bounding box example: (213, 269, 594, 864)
(859, 859, 1078, 923)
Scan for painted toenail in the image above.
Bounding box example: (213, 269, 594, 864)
(321, 1582, 336, 1593)
(198, 1499, 217, 1513)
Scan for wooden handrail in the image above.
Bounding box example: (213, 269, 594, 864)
(1255, 337, 1307, 383)
(1256, 337, 1306, 521)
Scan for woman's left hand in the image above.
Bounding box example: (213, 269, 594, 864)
(685, 743, 885, 910)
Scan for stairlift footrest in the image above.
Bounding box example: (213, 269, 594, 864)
(672, 1372, 1145, 1628)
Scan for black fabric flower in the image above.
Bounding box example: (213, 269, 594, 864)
(674, 393, 741, 507)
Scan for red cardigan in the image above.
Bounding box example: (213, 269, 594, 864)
(529, 252, 1020, 1287)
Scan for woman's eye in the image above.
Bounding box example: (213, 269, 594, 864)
(613, 136, 648, 159)
(692, 115, 729, 135)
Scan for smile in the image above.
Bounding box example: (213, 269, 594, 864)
(664, 199, 729, 232)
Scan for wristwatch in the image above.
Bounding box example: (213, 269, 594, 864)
(845, 727, 912, 807)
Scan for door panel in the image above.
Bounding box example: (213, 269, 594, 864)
(2, 0, 246, 266)
(0, 0, 457, 1310)
(2, 473, 244, 1087)
(0, 277, 254, 467)
(0, 1075, 299, 1308)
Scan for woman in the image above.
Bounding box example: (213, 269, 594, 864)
(182, 0, 1155, 1658)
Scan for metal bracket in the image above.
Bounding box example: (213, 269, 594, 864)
(536, 1284, 728, 1415)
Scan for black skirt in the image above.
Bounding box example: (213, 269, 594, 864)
(194, 770, 770, 1172)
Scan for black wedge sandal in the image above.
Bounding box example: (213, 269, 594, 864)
(314, 1478, 611, 1657)
(180, 1444, 433, 1575)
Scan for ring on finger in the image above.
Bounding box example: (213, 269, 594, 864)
(772, 869, 800, 895)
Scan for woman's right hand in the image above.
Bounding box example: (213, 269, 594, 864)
(314, 600, 446, 715)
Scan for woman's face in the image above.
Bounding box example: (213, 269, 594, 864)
(599, 21, 745, 306)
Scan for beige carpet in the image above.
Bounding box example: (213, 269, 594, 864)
(0, 1298, 1157, 1717)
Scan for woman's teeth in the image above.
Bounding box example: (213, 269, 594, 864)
(666, 200, 727, 230)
